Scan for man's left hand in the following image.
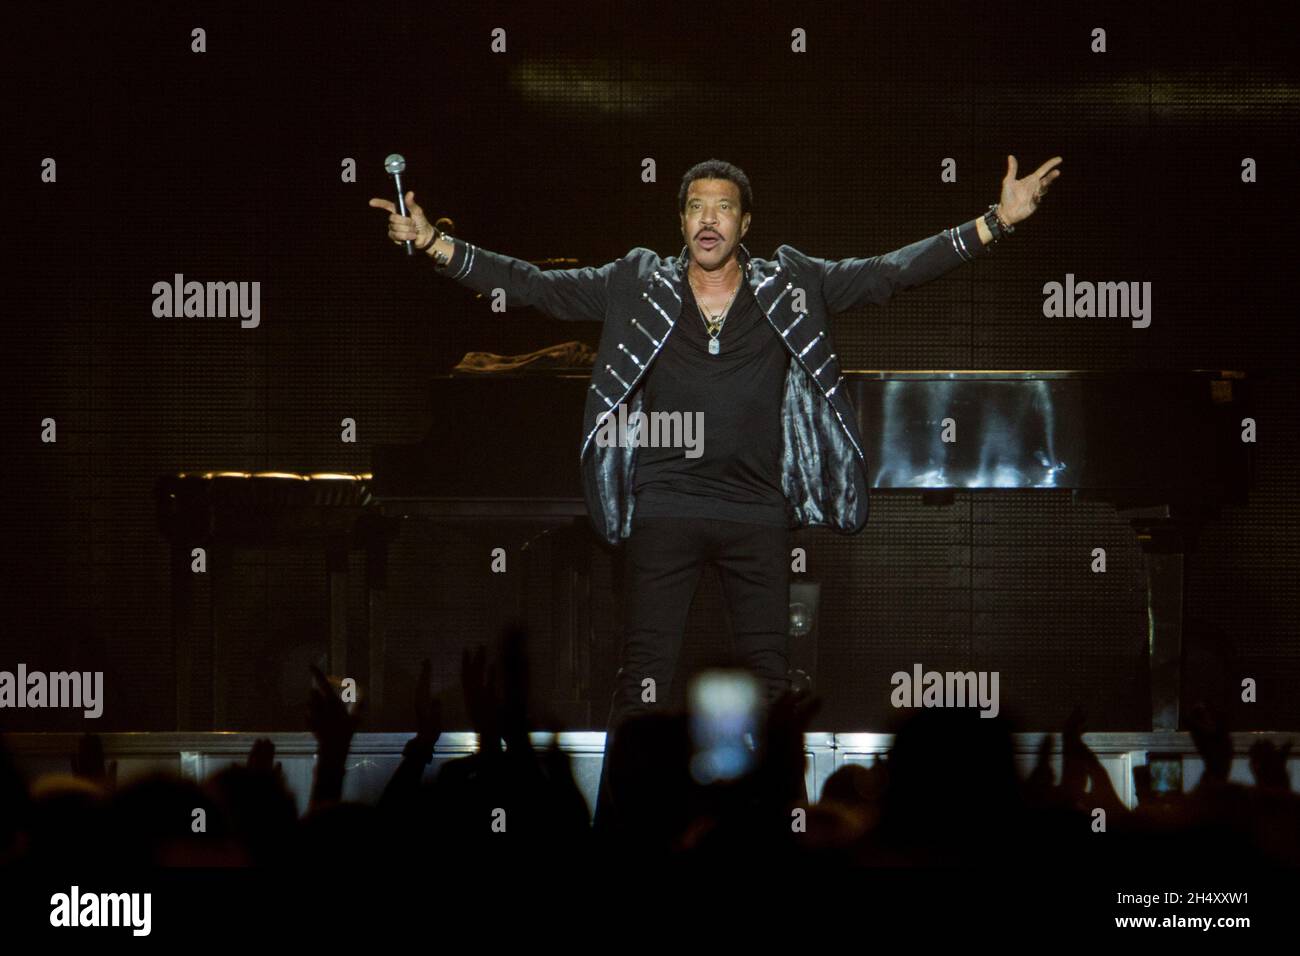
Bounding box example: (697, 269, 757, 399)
(997, 154, 1063, 225)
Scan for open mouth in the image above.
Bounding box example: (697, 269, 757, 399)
(697, 233, 721, 250)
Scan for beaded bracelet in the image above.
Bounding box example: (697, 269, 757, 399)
(419, 229, 453, 268)
(984, 204, 1015, 242)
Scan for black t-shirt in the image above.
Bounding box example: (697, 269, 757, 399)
(633, 274, 791, 526)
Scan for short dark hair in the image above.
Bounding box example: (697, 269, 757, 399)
(678, 159, 752, 217)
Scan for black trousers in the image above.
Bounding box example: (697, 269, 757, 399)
(593, 514, 792, 831)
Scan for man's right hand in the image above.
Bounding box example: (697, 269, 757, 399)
(368, 190, 434, 250)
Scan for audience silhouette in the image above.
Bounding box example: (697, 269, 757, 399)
(2, 626, 1295, 876)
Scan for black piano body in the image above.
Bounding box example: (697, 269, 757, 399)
(372, 370, 1253, 730)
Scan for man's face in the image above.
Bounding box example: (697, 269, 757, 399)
(680, 178, 751, 270)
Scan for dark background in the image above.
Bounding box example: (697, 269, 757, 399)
(3, 0, 1296, 733)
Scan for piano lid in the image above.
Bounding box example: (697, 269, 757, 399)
(369, 370, 1251, 509)
(850, 370, 1249, 498)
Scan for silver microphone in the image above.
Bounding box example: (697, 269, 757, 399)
(383, 153, 413, 256)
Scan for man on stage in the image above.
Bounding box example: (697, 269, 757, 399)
(369, 154, 1061, 829)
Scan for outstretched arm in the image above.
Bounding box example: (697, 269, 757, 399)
(369, 191, 617, 323)
(815, 219, 987, 314)
(816, 154, 1063, 314)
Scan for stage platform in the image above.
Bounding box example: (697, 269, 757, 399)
(7, 731, 1297, 820)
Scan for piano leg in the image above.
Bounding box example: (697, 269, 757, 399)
(521, 520, 596, 727)
(170, 543, 194, 731)
(365, 528, 390, 722)
(554, 520, 595, 725)
(326, 542, 350, 679)
(210, 542, 232, 729)
(1143, 551, 1185, 732)
(1125, 506, 1202, 731)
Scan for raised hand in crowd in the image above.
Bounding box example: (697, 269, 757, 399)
(70, 732, 117, 789)
(1248, 738, 1292, 791)
(462, 645, 502, 758)
(307, 665, 364, 808)
(1187, 701, 1233, 788)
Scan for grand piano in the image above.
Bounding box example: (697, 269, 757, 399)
(372, 369, 1253, 731)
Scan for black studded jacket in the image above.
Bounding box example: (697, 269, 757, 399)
(438, 219, 989, 547)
